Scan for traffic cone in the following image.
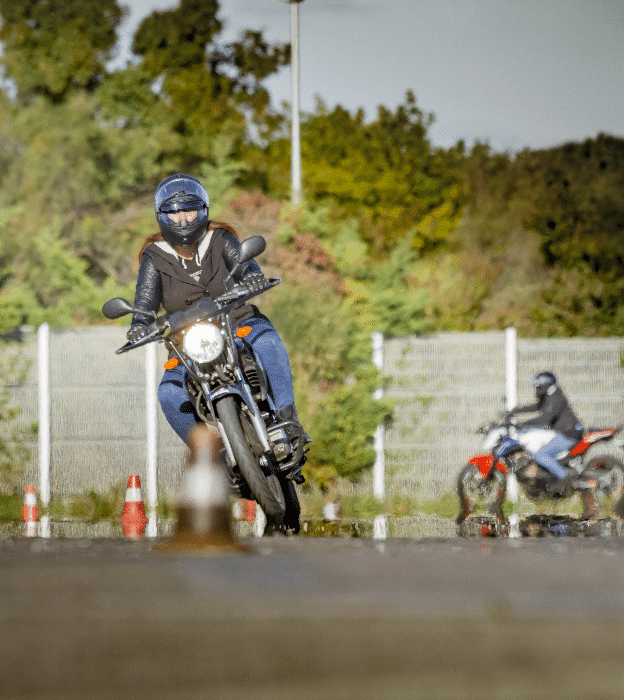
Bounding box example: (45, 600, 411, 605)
(23, 484, 37, 537)
(235, 499, 256, 522)
(153, 424, 248, 555)
(120, 475, 149, 538)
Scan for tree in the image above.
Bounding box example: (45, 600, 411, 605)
(129, 0, 290, 161)
(518, 135, 624, 277)
(0, 342, 32, 493)
(263, 91, 465, 252)
(0, 0, 126, 104)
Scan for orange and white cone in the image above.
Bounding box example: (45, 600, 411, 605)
(23, 484, 38, 537)
(240, 499, 256, 522)
(154, 424, 248, 555)
(120, 475, 149, 538)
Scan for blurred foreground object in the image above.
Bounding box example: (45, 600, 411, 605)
(154, 425, 248, 555)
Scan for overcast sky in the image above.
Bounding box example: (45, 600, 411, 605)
(115, 0, 624, 153)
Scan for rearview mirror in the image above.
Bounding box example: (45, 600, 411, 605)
(102, 298, 135, 320)
(238, 236, 266, 265)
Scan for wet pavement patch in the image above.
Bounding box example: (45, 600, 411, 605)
(459, 514, 623, 538)
(0, 513, 622, 540)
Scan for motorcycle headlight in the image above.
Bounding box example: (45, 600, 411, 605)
(183, 322, 223, 363)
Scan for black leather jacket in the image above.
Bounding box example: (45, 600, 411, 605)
(513, 386, 583, 440)
(130, 227, 263, 328)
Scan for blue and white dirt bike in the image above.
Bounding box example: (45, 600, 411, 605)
(457, 414, 624, 523)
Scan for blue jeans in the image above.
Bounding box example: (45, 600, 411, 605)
(158, 316, 295, 445)
(533, 433, 576, 479)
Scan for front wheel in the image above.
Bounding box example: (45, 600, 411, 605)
(215, 396, 286, 527)
(457, 463, 506, 523)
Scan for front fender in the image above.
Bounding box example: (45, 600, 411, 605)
(204, 380, 272, 455)
(468, 453, 508, 477)
(208, 384, 244, 403)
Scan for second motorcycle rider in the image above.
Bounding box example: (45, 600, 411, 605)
(127, 173, 310, 452)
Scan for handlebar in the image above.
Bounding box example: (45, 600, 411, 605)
(114, 278, 280, 354)
(476, 414, 518, 434)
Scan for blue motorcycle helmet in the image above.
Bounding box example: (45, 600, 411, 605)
(154, 173, 210, 248)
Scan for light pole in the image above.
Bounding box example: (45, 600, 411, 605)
(278, 0, 304, 206)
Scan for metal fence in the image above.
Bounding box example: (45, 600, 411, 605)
(6, 325, 187, 501)
(379, 331, 624, 500)
(4, 326, 624, 503)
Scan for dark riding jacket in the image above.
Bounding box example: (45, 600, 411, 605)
(513, 386, 583, 440)
(130, 227, 263, 329)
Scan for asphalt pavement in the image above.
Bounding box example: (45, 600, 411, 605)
(1, 533, 624, 700)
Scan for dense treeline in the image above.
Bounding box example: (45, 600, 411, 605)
(0, 0, 622, 489)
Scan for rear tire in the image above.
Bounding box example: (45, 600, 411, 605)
(216, 396, 286, 527)
(584, 456, 624, 517)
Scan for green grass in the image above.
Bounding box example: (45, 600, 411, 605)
(0, 493, 22, 522)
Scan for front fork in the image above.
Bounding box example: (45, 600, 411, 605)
(201, 375, 272, 469)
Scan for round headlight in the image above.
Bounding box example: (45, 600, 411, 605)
(183, 322, 223, 363)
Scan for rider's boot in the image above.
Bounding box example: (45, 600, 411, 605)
(276, 404, 310, 485)
(546, 471, 572, 497)
(276, 404, 312, 447)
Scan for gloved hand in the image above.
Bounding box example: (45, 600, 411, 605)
(126, 324, 150, 343)
(238, 272, 268, 295)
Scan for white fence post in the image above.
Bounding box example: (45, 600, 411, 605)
(145, 343, 158, 537)
(371, 332, 385, 501)
(505, 327, 517, 411)
(371, 332, 387, 540)
(37, 323, 51, 538)
(504, 327, 519, 510)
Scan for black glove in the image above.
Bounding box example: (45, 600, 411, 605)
(126, 324, 150, 343)
(238, 272, 268, 295)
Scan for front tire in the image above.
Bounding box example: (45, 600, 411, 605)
(216, 396, 286, 527)
(457, 463, 506, 523)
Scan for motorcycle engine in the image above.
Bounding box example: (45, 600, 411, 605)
(507, 450, 532, 474)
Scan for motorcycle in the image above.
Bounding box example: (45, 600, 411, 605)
(457, 414, 624, 522)
(102, 236, 305, 535)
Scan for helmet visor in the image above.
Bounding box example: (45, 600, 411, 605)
(167, 210, 199, 224)
(154, 174, 209, 213)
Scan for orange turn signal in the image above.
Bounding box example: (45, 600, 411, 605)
(236, 326, 252, 338)
(164, 358, 179, 369)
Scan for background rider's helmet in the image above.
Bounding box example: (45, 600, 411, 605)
(534, 371, 557, 398)
(154, 173, 209, 248)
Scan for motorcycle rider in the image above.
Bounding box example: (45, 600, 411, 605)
(508, 371, 583, 496)
(127, 173, 310, 459)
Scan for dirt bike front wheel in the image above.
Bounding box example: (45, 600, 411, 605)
(215, 396, 286, 527)
(457, 462, 506, 523)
